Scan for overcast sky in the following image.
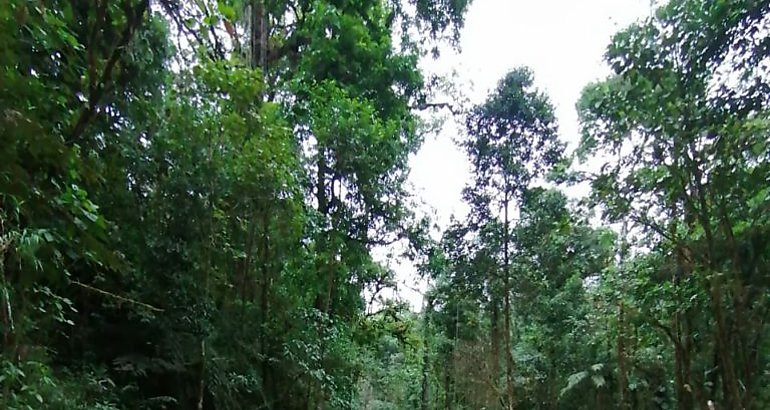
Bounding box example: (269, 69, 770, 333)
(378, 0, 655, 310)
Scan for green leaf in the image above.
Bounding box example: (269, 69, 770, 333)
(217, 1, 236, 21)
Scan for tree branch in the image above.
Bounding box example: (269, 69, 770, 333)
(69, 0, 150, 144)
(412, 101, 462, 115)
(158, 0, 220, 62)
(72, 280, 163, 312)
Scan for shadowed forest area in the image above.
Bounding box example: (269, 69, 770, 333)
(1, 0, 770, 409)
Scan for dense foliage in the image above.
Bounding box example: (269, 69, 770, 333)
(417, 1, 770, 409)
(0, 0, 468, 408)
(2, 0, 770, 409)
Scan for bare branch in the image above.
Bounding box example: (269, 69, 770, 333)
(72, 280, 164, 312)
(412, 102, 462, 115)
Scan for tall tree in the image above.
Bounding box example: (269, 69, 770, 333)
(578, 0, 770, 408)
(461, 67, 563, 409)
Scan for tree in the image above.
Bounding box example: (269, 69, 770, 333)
(461, 67, 563, 409)
(578, 0, 770, 408)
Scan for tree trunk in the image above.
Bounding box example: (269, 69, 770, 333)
(616, 222, 629, 410)
(490, 298, 501, 396)
(685, 143, 743, 410)
(259, 209, 272, 406)
(710, 279, 742, 410)
(314, 151, 328, 311)
(503, 291, 514, 409)
(197, 339, 206, 410)
(503, 194, 514, 410)
(547, 358, 558, 410)
(421, 300, 432, 410)
(250, 0, 267, 74)
(673, 315, 690, 410)
(444, 360, 452, 410)
(314, 151, 329, 410)
(617, 300, 629, 410)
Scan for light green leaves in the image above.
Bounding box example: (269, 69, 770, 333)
(560, 364, 606, 397)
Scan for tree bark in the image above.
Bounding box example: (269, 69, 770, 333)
(313, 151, 329, 410)
(444, 358, 453, 410)
(617, 222, 629, 410)
(250, 0, 268, 74)
(421, 300, 432, 410)
(503, 194, 514, 410)
(490, 298, 501, 396)
(710, 279, 742, 410)
(197, 339, 206, 410)
(259, 208, 272, 407)
(617, 300, 629, 410)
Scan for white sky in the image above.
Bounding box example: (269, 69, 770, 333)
(374, 0, 655, 311)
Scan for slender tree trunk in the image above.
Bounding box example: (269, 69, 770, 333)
(596, 385, 604, 410)
(314, 151, 328, 309)
(547, 358, 558, 410)
(673, 246, 704, 410)
(198, 110, 216, 410)
(314, 151, 329, 410)
(444, 358, 452, 410)
(673, 312, 689, 409)
(490, 298, 501, 396)
(719, 208, 755, 408)
(503, 291, 514, 409)
(502, 194, 514, 410)
(616, 222, 629, 410)
(240, 209, 260, 314)
(259, 0, 267, 73)
(0, 271, 13, 409)
(250, 0, 267, 73)
(259, 209, 272, 408)
(617, 300, 629, 410)
(197, 339, 206, 410)
(421, 300, 432, 410)
(672, 225, 689, 410)
(710, 279, 742, 410)
(685, 145, 743, 410)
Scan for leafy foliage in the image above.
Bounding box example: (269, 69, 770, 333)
(0, 0, 469, 409)
(4, 1, 770, 409)
(418, 1, 770, 410)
